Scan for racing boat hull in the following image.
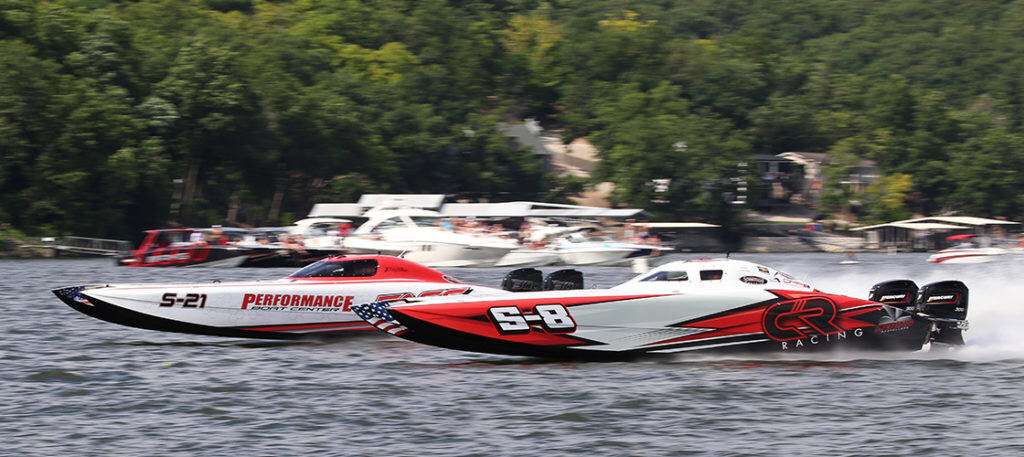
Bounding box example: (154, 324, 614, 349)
(366, 292, 932, 358)
(927, 247, 1006, 264)
(54, 285, 371, 339)
(355, 259, 968, 358)
(54, 256, 500, 339)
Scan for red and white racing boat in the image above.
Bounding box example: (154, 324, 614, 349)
(927, 234, 1007, 264)
(53, 256, 502, 339)
(927, 246, 1006, 264)
(354, 259, 970, 358)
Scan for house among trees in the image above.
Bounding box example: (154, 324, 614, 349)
(499, 119, 610, 206)
(757, 152, 879, 208)
(852, 216, 1020, 251)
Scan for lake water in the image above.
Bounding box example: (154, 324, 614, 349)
(4, 254, 1024, 456)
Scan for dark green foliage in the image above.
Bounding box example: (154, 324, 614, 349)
(3, 0, 1024, 237)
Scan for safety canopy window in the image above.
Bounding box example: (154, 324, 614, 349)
(291, 259, 379, 278)
(700, 270, 724, 280)
(641, 271, 688, 281)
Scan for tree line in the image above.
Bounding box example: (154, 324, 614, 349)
(3, 0, 1024, 239)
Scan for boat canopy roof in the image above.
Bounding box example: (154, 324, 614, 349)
(616, 258, 813, 292)
(288, 255, 453, 283)
(631, 222, 720, 229)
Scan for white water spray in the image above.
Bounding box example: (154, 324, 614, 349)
(798, 256, 1024, 361)
(665, 254, 1024, 363)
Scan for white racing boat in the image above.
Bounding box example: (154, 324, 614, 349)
(355, 258, 971, 358)
(53, 255, 503, 339)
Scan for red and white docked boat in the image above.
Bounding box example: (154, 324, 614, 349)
(117, 228, 255, 267)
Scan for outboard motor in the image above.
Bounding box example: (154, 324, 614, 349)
(868, 279, 918, 310)
(544, 269, 584, 290)
(502, 268, 542, 292)
(916, 280, 969, 345)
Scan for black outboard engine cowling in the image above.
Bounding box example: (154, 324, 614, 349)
(868, 280, 919, 310)
(544, 269, 584, 290)
(502, 268, 543, 292)
(917, 280, 969, 345)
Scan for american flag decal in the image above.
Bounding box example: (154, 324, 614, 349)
(352, 302, 408, 335)
(54, 286, 93, 306)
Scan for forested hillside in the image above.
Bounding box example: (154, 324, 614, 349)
(4, 0, 1024, 238)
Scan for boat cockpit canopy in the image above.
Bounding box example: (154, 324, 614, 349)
(627, 259, 812, 291)
(290, 258, 379, 278)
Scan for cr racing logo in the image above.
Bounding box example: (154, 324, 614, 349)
(761, 297, 865, 350)
(778, 328, 864, 350)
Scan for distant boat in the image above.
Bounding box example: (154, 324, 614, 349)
(341, 208, 518, 267)
(928, 234, 1007, 264)
(839, 252, 860, 265)
(117, 228, 254, 267)
(553, 232, 671, 266)
(928, 246, 1006, 264)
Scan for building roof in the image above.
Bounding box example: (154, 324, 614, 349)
(777, 152, 828, 165)
(307, 203, 365, 218)
(356, 194, 446, 209)
(851, 222, 969, 231)
(632, 222, 720, 229)
(308, 194, 446, 217)
(439, 201, 642, 218)
(900, 216, 1020, 226)
(308, 194, 643, 219)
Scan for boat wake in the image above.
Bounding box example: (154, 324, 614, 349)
(667, 260, 1024, 363)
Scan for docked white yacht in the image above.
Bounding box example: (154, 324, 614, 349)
(553, 232, 671, 266)
(341, 208, 518, 267)
(494, 224, 582, 267)
(287, 217, 353, 250)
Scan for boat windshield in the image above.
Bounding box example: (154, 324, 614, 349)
(641, 271, 688, 281)
(699, 270, 723, 280)
(291, 259, 379, 278)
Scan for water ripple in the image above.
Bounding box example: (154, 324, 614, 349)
(5, 255, 1024, 456)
